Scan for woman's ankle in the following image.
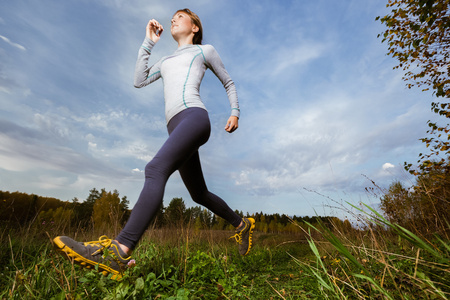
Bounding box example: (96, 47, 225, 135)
(115, 240, 132, 256)
(236, 220, 244, 229)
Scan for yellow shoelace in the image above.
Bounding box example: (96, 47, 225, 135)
(229, 220, 248, 244)
(229, 232, 242, 244)
(85, 235, 113, 256)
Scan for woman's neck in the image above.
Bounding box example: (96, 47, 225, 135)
(176, 35, 194, 47)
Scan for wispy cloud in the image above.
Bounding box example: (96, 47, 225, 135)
(0, 0, 436, 216)
(0, 35, 26, 51)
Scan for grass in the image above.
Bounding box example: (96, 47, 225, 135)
(2, 207, 450, 299)
(295, 204, 450, 299)
(1, 225, 313, 299)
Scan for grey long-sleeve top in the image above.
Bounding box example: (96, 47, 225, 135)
(134, 38, 240, 124)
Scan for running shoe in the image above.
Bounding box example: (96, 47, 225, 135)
(230, 217, 255, 255)
(53, 235, 132, 280)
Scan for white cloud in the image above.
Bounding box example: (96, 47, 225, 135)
(0, 35, 26, 51)
(273, 43, 327, 76)
(0, 0, 435, 215)
(35, 174, 74, 190)
(85, 111, 128, 130)
(88, 142, 98, 151)
(382, 163, 395, 171)
(34, 113, 69, 138)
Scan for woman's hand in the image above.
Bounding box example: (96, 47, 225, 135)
(225, 116, 239, 133)
(146, 19, 164, 43)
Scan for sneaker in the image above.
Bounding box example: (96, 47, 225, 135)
(53, 235, 132, 280)
(230, 218, 255, 256)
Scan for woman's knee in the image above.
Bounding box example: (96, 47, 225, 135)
(191, 190, 209, 206)
(144, 159, 171, 178)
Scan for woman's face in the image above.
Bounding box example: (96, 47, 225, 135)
(171, 11, 197, 40)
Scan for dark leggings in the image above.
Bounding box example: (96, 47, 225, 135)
(116, 108, 242, 250)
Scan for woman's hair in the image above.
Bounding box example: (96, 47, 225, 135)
(175, 8, 203, 45)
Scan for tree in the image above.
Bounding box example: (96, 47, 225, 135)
(268, 219, 278, 233)
(378, 0, 450, 235)
(153, 201, 165, 227)
(194, 216, 203, 230)
(165, 197, 186, 226)
(377, 0, 450, 174)
(38, 207, 73, 230)
(211, 214, 217, 228)
(119, 195, 131, 223)
(0, 191, 68, 226)
(377, 0, 450, 96)
(380, 181, 415, 227)
(380, 175, 450, 234)
(73, 188, 101, 228)
(185, 206, 202, 224)
(198, 209, 211, 228)
(213, 215, 226, 230)
(92, 190, 124, 232)
(413, 166, 450, 233)
(257, 214, 267, 232)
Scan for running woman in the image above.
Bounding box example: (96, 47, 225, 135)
(53, 8, 255, 280)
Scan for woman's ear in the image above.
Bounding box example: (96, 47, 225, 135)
(192, 24, 199, 33)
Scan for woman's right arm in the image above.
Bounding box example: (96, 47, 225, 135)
(134, 20, 164, 88)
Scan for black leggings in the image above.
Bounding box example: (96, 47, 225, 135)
(116, 108, 242, 250)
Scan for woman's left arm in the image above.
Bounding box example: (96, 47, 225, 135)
(204, 46, 240, 132)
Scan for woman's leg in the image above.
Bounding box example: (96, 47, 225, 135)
(178, 151, 242, 228)
(179, 152, 255, 256)
(116, 108, 210, 250)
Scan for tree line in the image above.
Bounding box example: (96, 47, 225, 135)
(376, 0, 450, 237)
(0, 189, 130, 232)
(0, 189, 342, 234)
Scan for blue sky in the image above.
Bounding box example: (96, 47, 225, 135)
(0, 0, 437, 218)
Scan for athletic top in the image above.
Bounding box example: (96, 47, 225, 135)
(134, 37, 240, 123)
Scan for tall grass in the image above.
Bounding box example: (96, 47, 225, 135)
(293, 202, 450, 299)
(1, 218, 312, 299)
(2, 198, 450, 299)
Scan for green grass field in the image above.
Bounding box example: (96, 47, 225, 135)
(2, 226, 316, 299)
(2, 214, 450, 299)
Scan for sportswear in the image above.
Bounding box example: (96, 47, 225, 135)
(116, 108, 242, 250)
(116, 38, 243, 251)
(230, 217, 255, 256)
(53, 235, 131, 280)
(134, 38, 240, 123)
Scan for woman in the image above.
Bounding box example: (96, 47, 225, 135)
(53, 9, 255, 280)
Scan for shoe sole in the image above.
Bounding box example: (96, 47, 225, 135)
(53, 236, 122, 280)
(243, 218, 256, 256)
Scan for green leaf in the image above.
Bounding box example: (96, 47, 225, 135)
(354, 274, 395, 300)
(135, 277, 144, 292)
